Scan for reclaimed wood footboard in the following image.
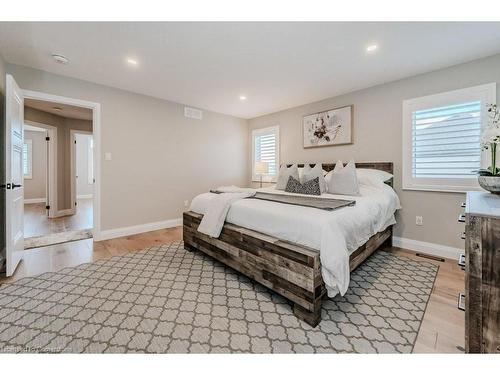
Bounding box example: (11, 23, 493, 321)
(183, 211, 392, 327)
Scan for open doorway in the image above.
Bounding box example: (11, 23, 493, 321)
(4, 74, 101, 276)
(22, 98, 94, 249)
(71, 131, 94, 225)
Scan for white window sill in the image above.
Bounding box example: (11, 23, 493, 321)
(402, 185, 482, 194)
(252, 179, 276, 183)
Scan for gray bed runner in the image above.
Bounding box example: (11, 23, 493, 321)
(249, 192, 355, 211)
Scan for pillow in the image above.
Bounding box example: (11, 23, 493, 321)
(285, 176, 321, 196)
(298, 166, 328, 180)
(357, 168, 393, 188)
(300, 164, 327, 194)
(325, 160, 360, 196)
(276, 164, 299, 190)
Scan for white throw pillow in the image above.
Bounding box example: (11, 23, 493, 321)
(298, 166, 328, 180)
(276, 164, 299, 190)
(300, 164, 327, 193)
(326, 160, 360, 196)
(357, 168, 393, 188)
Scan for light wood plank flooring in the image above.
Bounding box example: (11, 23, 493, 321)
(24, 198, 93, 238)
(0, 226, 464, 353)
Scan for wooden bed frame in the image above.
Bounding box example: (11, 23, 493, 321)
(183, 162, 394, 327)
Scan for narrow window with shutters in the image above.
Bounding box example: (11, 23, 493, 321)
(403, 83, 496, 192)
(252, 126, 280, 183)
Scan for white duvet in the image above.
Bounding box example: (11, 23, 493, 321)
(189, 184, 401, 297)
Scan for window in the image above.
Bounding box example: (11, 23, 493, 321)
(88, 137, 94, 184)
(23, 139, 33, 179)
(403, 83, 496, 192)
(252, 126, 279, 182)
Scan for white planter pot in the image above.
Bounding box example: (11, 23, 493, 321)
(478, 176, 500, 194)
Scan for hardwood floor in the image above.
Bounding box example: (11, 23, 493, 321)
(0, 226, 464, 353)
(24, 198, 93, 238)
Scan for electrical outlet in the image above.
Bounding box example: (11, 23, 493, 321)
(184, 200, 189, 208)
(416, 216, 423, 226)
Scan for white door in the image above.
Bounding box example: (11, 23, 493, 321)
(5, 74, 24, 276)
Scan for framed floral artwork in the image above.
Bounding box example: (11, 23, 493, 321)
(303, 105, 353, 148)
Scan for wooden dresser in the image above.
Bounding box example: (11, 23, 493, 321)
(463, 191, 500, 353)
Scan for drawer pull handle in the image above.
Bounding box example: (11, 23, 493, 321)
(458, 214, 466, 223)
(458, 293, 465, 311)
(461, 202, 466, 208)
(461, 232, 466, 240)
(458, 253, 465, 268)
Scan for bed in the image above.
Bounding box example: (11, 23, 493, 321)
(183, 162, 397, 327)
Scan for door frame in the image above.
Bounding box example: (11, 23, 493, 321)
(70, 129, 93, 217)
(24, 120, 58, 219)
(22, 89, 102, 240)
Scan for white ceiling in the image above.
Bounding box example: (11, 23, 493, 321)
(1, 22, 500, 119)
(25, 98, 93, 120)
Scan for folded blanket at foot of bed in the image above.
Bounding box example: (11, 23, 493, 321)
(250, 192, 355, 211)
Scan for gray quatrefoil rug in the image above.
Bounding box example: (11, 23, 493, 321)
(0, 241, 438, 353)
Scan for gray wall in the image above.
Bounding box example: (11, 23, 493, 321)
(75, 133, 93, 197)
(248, 53, 500, 249)
(23, 130, 47, 200)
(24, 107, 93, 210)
(8, 64, 249, 231)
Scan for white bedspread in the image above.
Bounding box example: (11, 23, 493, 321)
(189, 184, 401, 297)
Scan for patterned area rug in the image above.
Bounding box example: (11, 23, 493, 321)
(0, 241, 438, 353)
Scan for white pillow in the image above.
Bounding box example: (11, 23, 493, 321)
(300, 164, 327, 193)
(325, 160, 360, 196)
(357, 168, 393, 188)
(298, 166, 328, 181)
(276, 164, 299, 190)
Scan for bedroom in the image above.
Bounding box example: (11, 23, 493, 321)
(0, 1, 499, 373)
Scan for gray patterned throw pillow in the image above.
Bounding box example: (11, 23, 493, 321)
(285, 176, 321, 195)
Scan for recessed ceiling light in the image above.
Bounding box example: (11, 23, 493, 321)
(126, 58, 138, 66)
(366, 44, 378, 53)
(52, 107, 63, 111)
(239, 95, 247, 101)
(51, 53, 69, 64)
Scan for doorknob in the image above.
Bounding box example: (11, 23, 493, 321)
(11, 183, 22, 189)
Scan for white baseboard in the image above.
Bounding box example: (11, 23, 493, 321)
(77, 194, 93, 199)
(24, 198, 46, 204)
(393, 236, 463, 260)
(96, 218, 182, 241)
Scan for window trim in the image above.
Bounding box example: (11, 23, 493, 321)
(23, 139, 33, 180)
(251, 125, 280, 183)
(402, 83, 496, 193)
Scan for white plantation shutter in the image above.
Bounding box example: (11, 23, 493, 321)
(412, 101, 481, 178)
(403, 83, 496, 192)
(252, 126, 279, 182)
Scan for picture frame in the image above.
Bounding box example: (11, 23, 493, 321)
(302, 105, 353, 148)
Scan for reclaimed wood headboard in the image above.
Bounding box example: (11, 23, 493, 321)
(285, 162, 394, 186)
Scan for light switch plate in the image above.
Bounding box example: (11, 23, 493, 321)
(104, 152, 112, 161)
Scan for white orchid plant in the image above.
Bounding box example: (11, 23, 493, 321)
(479, 103, 500, 176)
